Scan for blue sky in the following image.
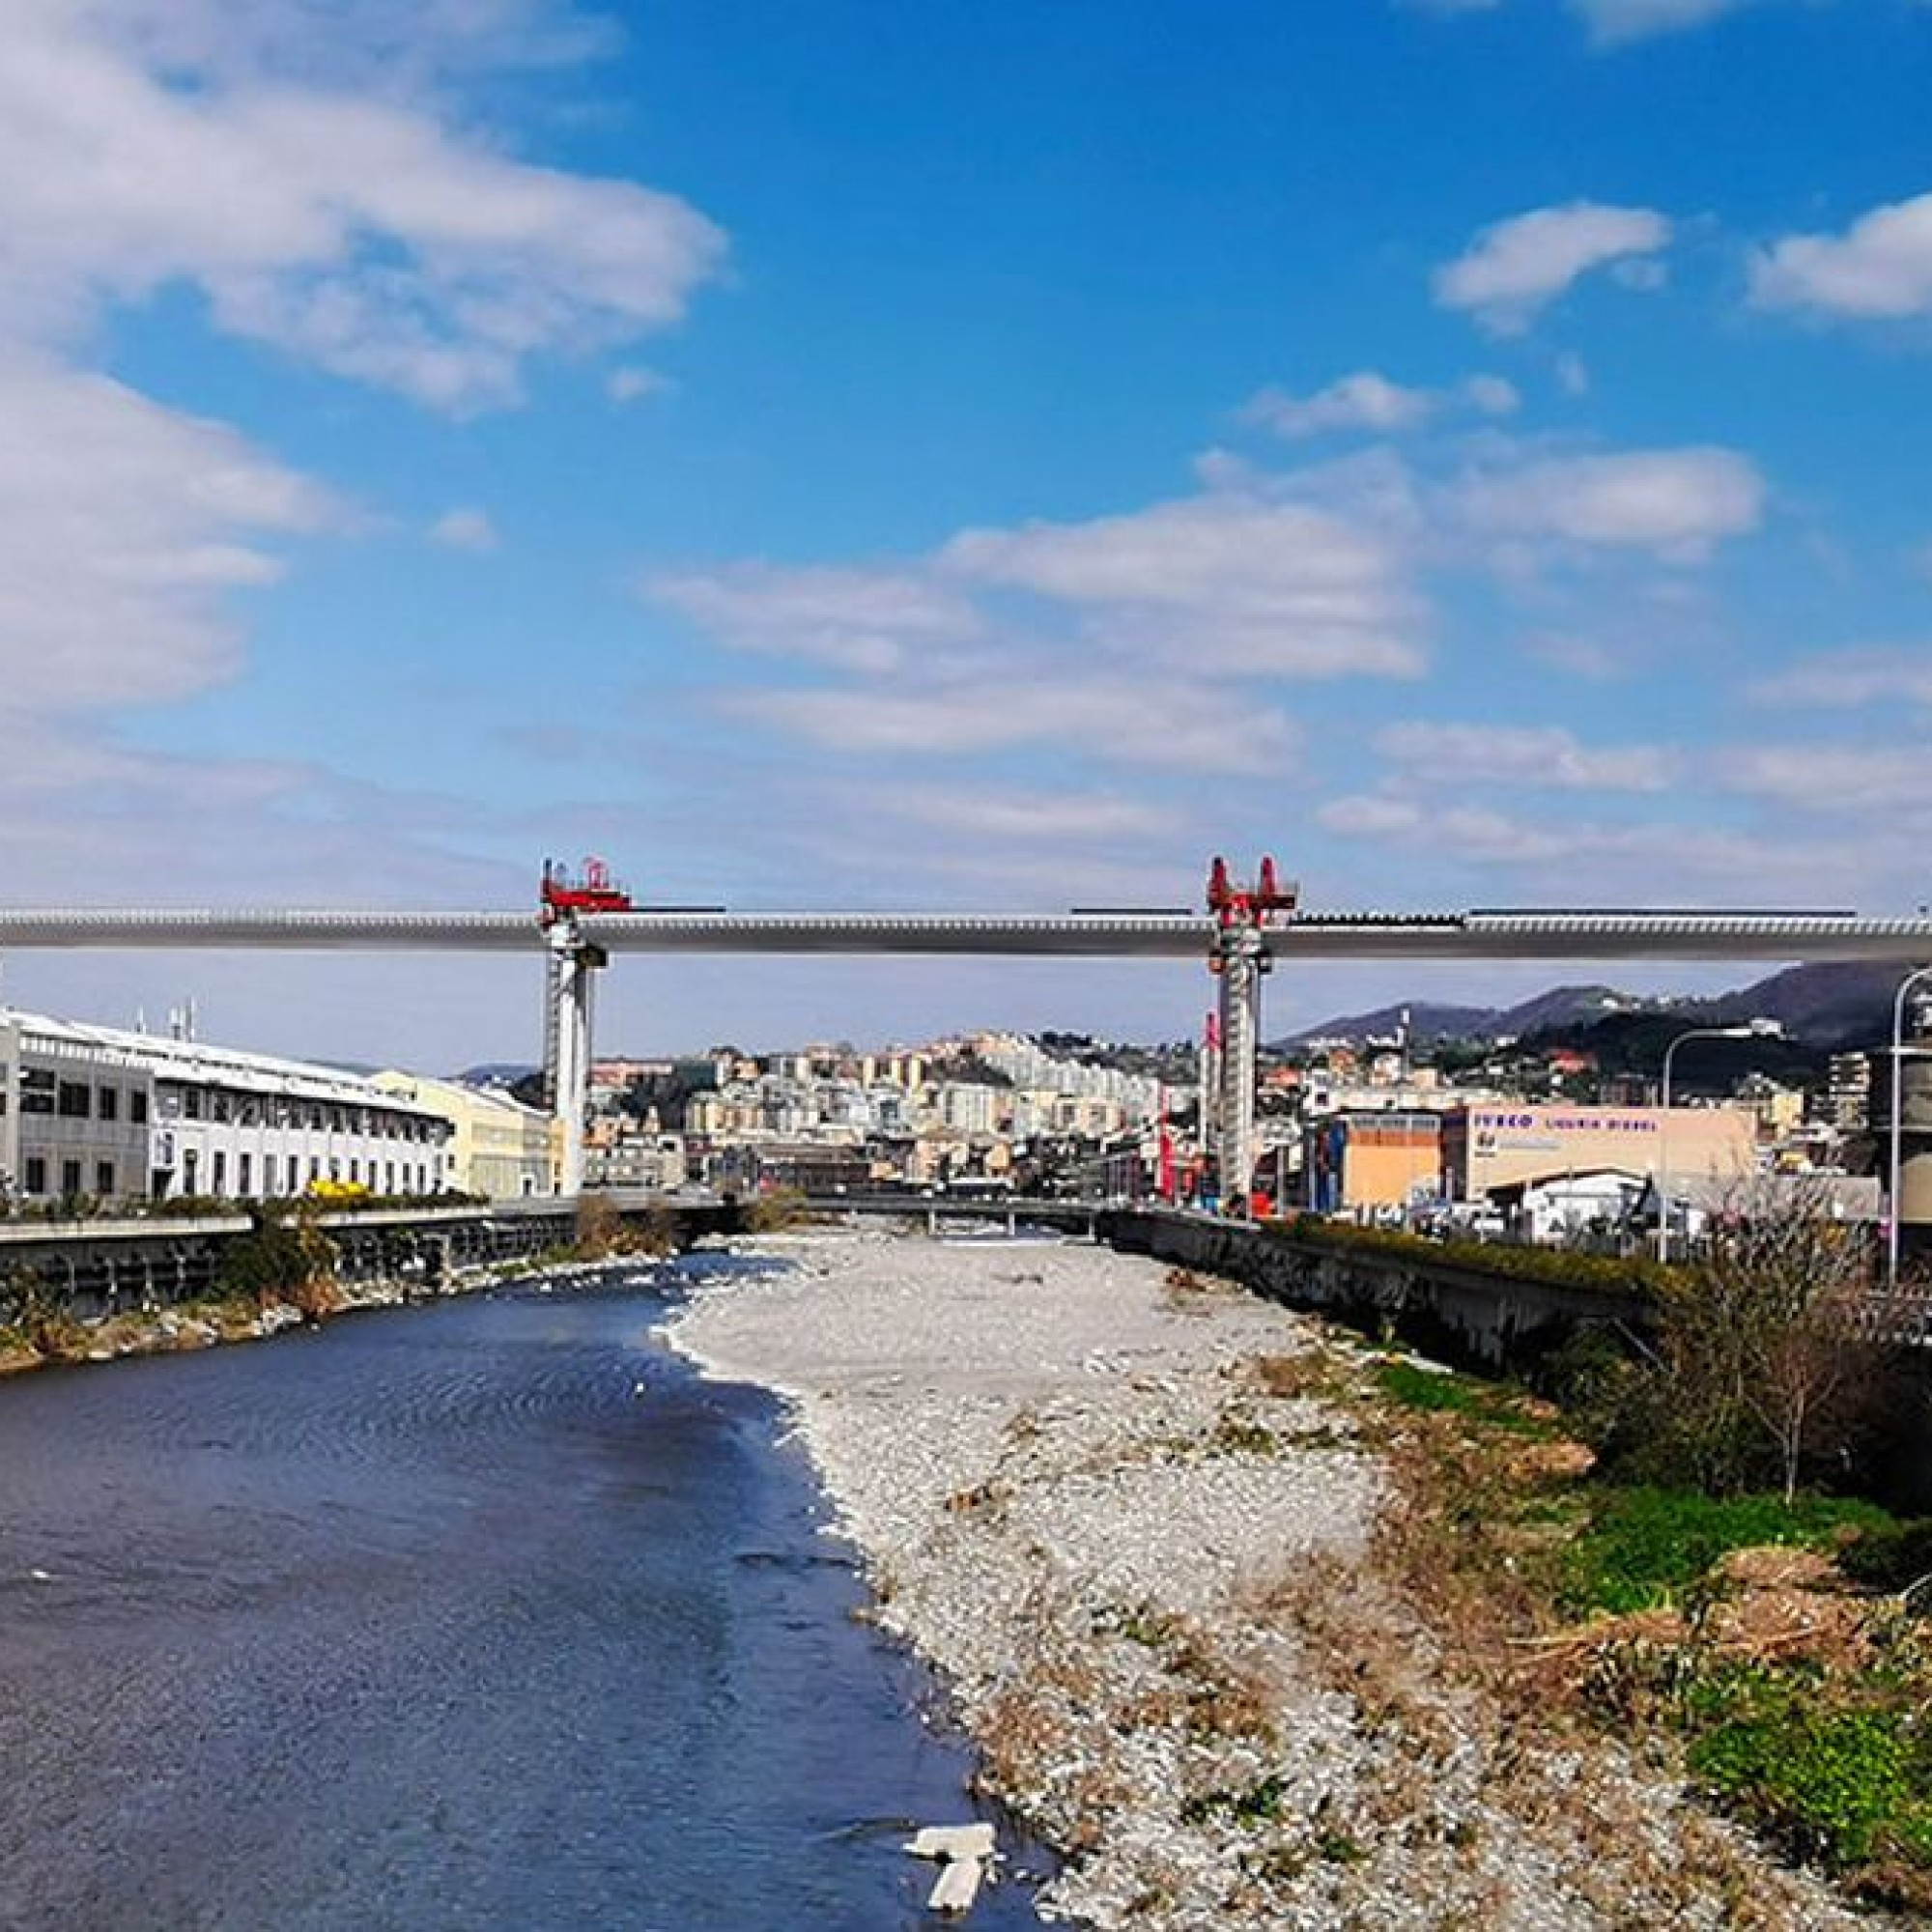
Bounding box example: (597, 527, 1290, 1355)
(3, 0, 1931, 1065)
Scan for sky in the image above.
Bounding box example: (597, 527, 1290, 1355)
(2, 0, 1930, 1066)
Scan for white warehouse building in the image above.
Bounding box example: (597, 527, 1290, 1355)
(0, 1008, 452, 1207)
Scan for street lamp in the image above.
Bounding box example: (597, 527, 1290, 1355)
(1886, 966, 1932, 1291)
(1657, 1018, 1783, 1263)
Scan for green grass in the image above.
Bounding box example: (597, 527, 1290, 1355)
(1372, 1358, 1558, 1437)
(1685, 1668, 1932, 1873)
(1563, 1486, 1897, 1616)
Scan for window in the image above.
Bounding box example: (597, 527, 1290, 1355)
(263, 1155, 277, 1195)
(20, 1070, 54, 1115)
(98, 1086, 120, 1122)
(185, 1089, 203, 1121)
(212, 1151, 226, 1195)
(239, 1153, 252, 1196)
(131, 1091, 149, 1124)
(96, 1162, 115, 1196)
(61, 1160, 81, 1197)
(212, 1092, 231, 1124)
(23, 1156, 46, 1195)
(57, 1081, 90, 1119)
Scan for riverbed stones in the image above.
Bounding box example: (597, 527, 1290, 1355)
(672, 1229, 1880, 1932)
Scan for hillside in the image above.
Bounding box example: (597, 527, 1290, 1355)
(1281, 962, 1903, 1054)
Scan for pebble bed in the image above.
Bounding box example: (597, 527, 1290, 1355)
(670, 1228, 1878, 1931)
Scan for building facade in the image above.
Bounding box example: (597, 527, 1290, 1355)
(373, 1071, 555, 1198)
(1, 1008, 452, 1206)
(1302, 1112, 1442, 1216)
(1441, 1102, 1757, 1203)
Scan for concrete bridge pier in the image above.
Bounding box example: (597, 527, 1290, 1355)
(543, 920, 606, 1197)
(1215, 927, 1264, 1216)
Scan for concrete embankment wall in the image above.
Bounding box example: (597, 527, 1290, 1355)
(1095, 1209, 1932, 1506)
(1096, 1209, 1650, 1372)
(0, 1199, 739, 1324)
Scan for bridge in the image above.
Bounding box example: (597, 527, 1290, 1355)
(4, 880, 1930, 1206)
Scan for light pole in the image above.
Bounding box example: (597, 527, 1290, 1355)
(1887, 966, 1932, 1291)
(1656, 1018, 1782, 1263)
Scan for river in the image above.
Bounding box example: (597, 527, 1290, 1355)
(0, 1257, 1050, 1930)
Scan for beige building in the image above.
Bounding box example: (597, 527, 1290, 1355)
(1442, 1103, 1756, 1202)
(373, 1072, 556, 1198)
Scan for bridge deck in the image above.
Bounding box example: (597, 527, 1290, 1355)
(1, 907, 1930, 961)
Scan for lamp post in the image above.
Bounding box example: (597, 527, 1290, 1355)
(1657, 1019, 1782, 1263)
(1886, 966, 1932, 1291)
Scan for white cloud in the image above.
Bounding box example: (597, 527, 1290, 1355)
(1455, 446, 1765, 559)
(430, 506, 498, 553)
(1520, 632, 1625, 679)
(1373, 721, 1676, 790)
(1462, 374, 1522, 416)
(607, 365, 668, 405)
(1715, 743, 1932, 814)
(0, 351, 332, 715)
(1242, 371, 1437, 439)
(1555, 352, 1592, 397)
(941, 495, 1427, 679)
(0, 1, 726, 412)
(1751, 189, 1932, 322)
(1241, 369, 1519, 440)
(724, 676, 1302, 776)
(848, 782, 1177, 844)
(1411, 0, 1782, 43)
(1576, 0, 1767, 43)
(1747, 645, 1932, 709)
(650, 563, 982, 674)
(1434, 201, 1673, 332)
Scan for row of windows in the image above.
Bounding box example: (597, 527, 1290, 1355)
(173, 1151, 437, 1197)
(163, 1086, 436, 1139)
(10, 1071, 150, 1124)
(14, 1152, 440, 1200)
(19, 1157, 117, 1199)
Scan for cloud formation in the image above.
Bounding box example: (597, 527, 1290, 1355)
(0, 0, 725, 412)
(1435, 202, 1673, 331)
(1751, 188, 1932, 321)
(0, 352, 332, 716)
(1454, 446, 1765, 558)
(1748, 644, 1932, 709)
(1372, 721, 1676, 790)
(1240, 370, 1519, 439)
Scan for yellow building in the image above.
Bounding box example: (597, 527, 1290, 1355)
(372, 1072, 556, 1198)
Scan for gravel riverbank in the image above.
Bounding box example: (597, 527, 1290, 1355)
(669, 1227, 1879, 1931)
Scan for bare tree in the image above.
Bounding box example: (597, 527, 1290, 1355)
(1635, 1177, 1914, 1502)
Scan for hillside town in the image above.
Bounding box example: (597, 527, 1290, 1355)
(0, 976, 1902, 1254)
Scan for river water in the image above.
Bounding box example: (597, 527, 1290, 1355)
(0, 1258, 1050, 1930)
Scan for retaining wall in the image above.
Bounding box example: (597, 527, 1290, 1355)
(1097, 1208, 1651, 1371)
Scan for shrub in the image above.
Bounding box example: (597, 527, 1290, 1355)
(217, 1203, 338, 1306)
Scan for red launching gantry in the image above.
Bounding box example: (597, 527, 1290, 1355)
(539, 857, 635, 926)
(1206, 854, 1297, 930)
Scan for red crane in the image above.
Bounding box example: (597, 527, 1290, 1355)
(539, 857, 635, 924)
